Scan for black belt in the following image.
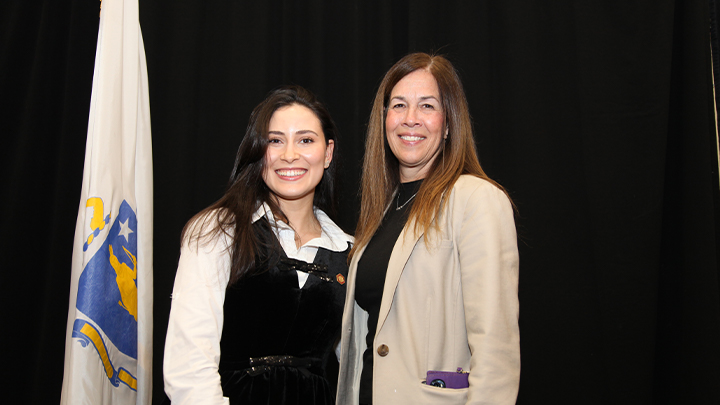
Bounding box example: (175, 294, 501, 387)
(221, 355, 321, 376)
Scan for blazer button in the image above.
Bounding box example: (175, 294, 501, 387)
(377, 344, 389, 357)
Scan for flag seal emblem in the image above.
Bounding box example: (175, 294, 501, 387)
(71, 199, 139, 391)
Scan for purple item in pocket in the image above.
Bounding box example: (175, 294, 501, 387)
(425, 367, 469, 389)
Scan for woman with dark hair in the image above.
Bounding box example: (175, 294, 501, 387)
(336, 53, 520, 404)
(164, 85, 353, 405)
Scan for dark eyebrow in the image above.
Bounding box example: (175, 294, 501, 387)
(296, 130, 319, 136)
(268, 130, 319, 136)
(389, 95, 440, 102)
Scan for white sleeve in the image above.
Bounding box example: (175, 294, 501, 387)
(163, 235, 231, 405)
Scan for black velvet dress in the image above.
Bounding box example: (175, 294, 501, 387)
(218, 220, 350, 405)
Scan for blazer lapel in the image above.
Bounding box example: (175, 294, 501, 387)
(375, 218, 423, 337)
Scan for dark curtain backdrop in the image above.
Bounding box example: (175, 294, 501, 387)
(2, 1, 719, 404)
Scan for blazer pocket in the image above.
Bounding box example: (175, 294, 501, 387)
(419, 381, 468, 403)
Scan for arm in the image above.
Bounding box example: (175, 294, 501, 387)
(163, 235, 231, 405)
(457, 181, 520, 404)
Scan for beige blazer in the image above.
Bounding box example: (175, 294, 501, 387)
(336, 175, 520, 405)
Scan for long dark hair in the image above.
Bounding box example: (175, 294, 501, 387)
(183, 85, 340, 285)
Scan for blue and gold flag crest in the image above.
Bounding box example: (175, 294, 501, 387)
(72, 200, 140, 390)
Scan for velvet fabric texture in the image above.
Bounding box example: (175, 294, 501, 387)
(218, 220, 350, 405)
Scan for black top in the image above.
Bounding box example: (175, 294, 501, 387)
(355, 179, 423, 404)
(218, 219, 351, 405)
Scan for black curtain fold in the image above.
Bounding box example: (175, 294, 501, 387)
(2, 1, 718, 404)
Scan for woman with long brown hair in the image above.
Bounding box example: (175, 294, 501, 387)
(337, 53, 520, 404)
(164, 86, 353, 405)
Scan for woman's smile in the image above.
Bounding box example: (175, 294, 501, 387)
(274, 168, 308, 179)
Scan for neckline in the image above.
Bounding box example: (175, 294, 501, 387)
(398, 178, 423, 198)
(396, 179, 423, 211)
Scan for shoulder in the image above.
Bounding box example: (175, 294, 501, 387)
(445, 176, 516, 239)
(451, 175, 510, 204)
(444, 175, 515, 224)
(182, 208, 234, 253)
(315, 208, 354, 251)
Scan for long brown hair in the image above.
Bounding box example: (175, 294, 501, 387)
(183, 85, 340, 286)
(351, 52, 507, 259)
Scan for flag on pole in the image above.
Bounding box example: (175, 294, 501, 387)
(61, 0, 153, 403)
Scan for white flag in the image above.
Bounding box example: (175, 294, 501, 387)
(61, 0, 153, 403)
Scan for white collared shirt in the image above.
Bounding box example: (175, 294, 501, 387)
(251, 203, 352, 287)
(164, 204, 353, 405)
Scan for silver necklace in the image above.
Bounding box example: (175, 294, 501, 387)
(396, 192, 418, 210)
